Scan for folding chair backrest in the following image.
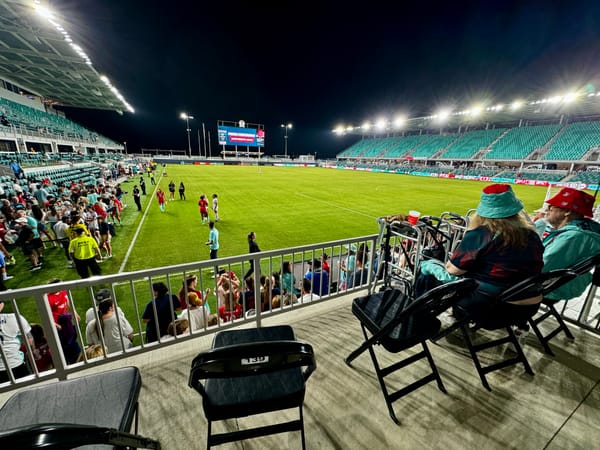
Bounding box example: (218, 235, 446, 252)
(499, 269, 578, 303)
(408, 278, 478, 318)
(569, 253, 600, 277)
(189, 340, 316, 393)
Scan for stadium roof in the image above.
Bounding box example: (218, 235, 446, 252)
(0, 0, 133, 113)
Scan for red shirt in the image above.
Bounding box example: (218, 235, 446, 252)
(198, 198, 208, 213)
(47, 290, 69, 323)
(156, 191, 165, 204)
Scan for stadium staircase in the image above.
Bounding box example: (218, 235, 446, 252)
(543, 121, 600, 161)
(440, 128, 506, 160)
(483, 124, 562, 161)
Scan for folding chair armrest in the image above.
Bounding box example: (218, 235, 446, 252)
(0, 423, 161, 449)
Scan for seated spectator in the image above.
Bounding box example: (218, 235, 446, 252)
(0, 300, 32, 382)
(178, 292, 217, 331)
(240, 276, 256, 311)
(282, 261, 300, 297)
(443, 184, 544, 322)
(167, 318, 189, 337)
(142, 282, 181, 343)
(217, 273, 242, 321)
(346, 250, 372, 289)
(25, 324, 53, 372)
(300, 278, 320, 304)
(178, 274, 210, 312)
(305, 258, 329, 296)
(86, 297, 134, 353)
(541, 187, 600, 301)
(78, 344, 107, 361)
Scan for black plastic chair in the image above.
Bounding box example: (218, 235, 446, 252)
(461, 269, 577, 391)
(0, 366, 160, 449)
(529, 254, 600, 355)
(345, 278, 476, 424)
(189, 325, 316, 449)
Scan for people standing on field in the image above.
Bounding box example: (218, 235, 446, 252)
(133, 185, 142, 211)
(243, 231, 260, 280)
(212, 193, 219, 221)
(156, 188, 166, 212)
(139, 177, 146, 195)
(206, 220, 219, 274)
(198, 195, 209, 224)
(179, 182, 186, 200)
(168, 181, 175, 201)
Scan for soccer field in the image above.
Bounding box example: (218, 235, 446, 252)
(125, 164, 550, 271)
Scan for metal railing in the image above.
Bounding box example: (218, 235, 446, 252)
(0, 234, 379, 393)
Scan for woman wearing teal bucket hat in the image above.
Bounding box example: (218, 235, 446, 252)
(444, 184, 545, 322)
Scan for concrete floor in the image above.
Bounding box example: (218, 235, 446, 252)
(3, 291, 600, 449)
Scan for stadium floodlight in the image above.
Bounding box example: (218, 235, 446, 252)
(333, 125, 345, 135)
(375, 118, 387, 131)
(280, 123, 292, 157)
(548, 96, 562, 104)
(470, 106, 482, 117)
(563, 92, 578, 103)
(393, 116, 406, 128)
(436, 109, 451, 122)
(361, 122, 372, 131)
(345, 126, 354, 132)
(511, 100, 523, 110)
(180, 113, 195, 158)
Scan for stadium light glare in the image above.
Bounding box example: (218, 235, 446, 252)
(470, 106, 482, 117)
(436, 109, 451, 122)
(511, 100, 523, 110)
(375, 118, 387, 131)
(333, 125, 345, 135)
(280, 123, 293, 157)
(393, 116, 406, 128)
(563, 92, 578, 103)
(548, 96, 562, 104)
(346, 126, 353, 132)
(34, 4, 54, 20)
(180, 113, 195, 158)
(361, 122, 372, 131)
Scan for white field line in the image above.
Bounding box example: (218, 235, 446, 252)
(296, 192, 376, 219)
(119, 173, 163, 272)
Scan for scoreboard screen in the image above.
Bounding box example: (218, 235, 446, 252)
(218, 126, 265, 147)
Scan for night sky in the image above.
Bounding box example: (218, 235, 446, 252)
(52, 0, 600, 158)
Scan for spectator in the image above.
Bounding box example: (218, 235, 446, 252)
(444, 184, 544, 322)
(178, 274, 210, 313)
(178, 292, 217, 331)
(243, 231, 261, 280)
(14, 218, 42, 271)
(217, 271, 241, 320)
(86, 298, 134, 353)
(300, 278, 320, 304)
(97, 216, 113, 259)
(282, 261, 300, 297)
(178, 182, 186, 200)
(68, 227, 102, 278)
(168, 181, 176, 201)
(305, 258, 329, 296)
(240, 276, 256, 311)
(142, 282, 180, 343)
(338, 244, 356, 290)
(139, 177, 146, 195)
(541, 187, 600, 301)
(0, 300, 32, 382)
(167, 318, 189, 337)
(346, 250, 372, 289)
(26, 324, 53, 372)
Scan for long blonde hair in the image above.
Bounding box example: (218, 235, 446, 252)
(468, 212, 535, 248)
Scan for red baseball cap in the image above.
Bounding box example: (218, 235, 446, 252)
(546, 187, 595, 217)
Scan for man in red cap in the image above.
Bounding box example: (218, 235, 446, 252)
(542, 187, 600, 301)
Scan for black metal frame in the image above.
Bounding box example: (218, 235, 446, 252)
(345, 278, 477, 424)
(189, 334, 316, 449)
(461, 269, 577, 390)
(528, 254, 600, 356)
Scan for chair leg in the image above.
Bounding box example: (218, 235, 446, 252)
(365, 333, 400, 424)
(207, 421, 212, 450)
(299, 405, 306, 450)
(549, 304, 575, 339)
(529, 302, 575, 356)
(528, 317, 555, 356)
(422, 341, 447, 394)
(506, 326, 534, 376)
(461, 325, 491, 391)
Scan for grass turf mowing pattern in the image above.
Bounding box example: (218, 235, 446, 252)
(4, 165, 551, 335)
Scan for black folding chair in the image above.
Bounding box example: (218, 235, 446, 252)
(529, 254, 600, 355)
(189, 325, 316, 449)
(345, 278, 476, 424)
(461, 269, 577, 391)
(0, 366, 160, 449)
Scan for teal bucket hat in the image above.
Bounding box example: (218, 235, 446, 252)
(476, 184, 523, 218)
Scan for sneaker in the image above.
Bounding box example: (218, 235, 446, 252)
(106, 254, 113, 258)
(30, 265, 42, 272)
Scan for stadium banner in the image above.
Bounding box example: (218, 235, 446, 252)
(218, 126, 265, 147)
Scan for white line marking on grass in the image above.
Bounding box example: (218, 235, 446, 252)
(296, 192, 376, 218)
(119, 173, 163, 273)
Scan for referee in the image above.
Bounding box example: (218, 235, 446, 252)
(68, 227, 102, 278)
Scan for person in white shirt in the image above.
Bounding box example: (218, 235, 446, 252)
(0, 300, 32, 382)
(300, 278, 320, 304)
